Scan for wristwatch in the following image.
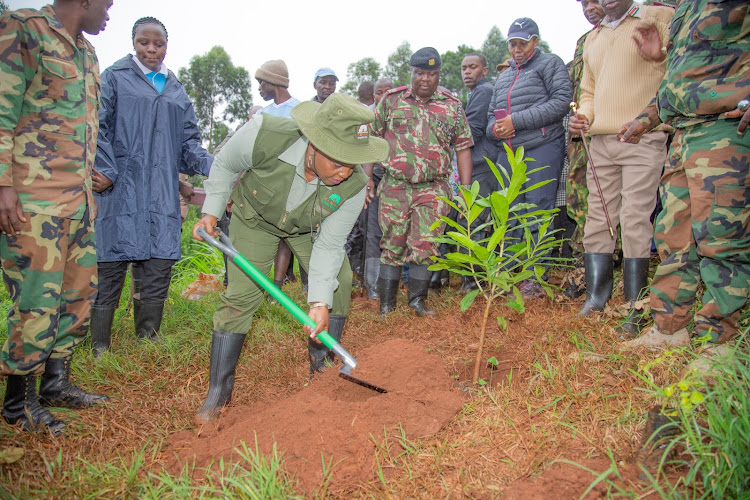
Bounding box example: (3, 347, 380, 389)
(309, 302, 330, 309)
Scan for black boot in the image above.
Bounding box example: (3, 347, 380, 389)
(460, 275, 479, 294)
(309, 315, 346, 376)
(90, 305, 116, 357)
(364, 258, 380, 300)
(618, 258, 650, 339)
(3, 375, 66, 435)
(429, 271, 444, 295)
(39, 357, 109, 408)
(579, 253, 613, 317)
(195, 331, 246, 423)
(408, 264, 434, 317)
(378, 265, 401, 315)
(133, 300, 164, 342)
(267, 279, 284, 305)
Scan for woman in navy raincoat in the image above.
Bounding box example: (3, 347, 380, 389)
(90, 17, 212, 355)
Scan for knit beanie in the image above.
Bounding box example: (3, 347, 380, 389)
(255, 60, 289, 88)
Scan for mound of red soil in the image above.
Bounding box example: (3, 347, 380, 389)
(161, 339, 465, 492)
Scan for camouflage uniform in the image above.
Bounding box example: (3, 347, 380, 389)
(371, 87, 473, 266)
(0, 7, 100, 375)
(566, 31, 591, 255)
(641, 0, 750, 343)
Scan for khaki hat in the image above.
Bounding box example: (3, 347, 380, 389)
(290, 93, 388, 165)
(496, 59, 511, 71)
(255, 59, 289, 87)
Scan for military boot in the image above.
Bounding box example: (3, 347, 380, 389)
(308, 315, 346, 376)
(618, 258, 650, 339)
(133, 300, 164, 342)
(195, 331, 246, 424)
(379, 265, 401, 315)
(364, 258, 380, 300)
(578, 253, 613, 317)
(2, 375, 66, 435)
(90, 304, 116, 357)
(408, 264, 434, 317)
(39, 357, 109, 408)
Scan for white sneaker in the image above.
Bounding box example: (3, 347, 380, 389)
(619, 325, 690, 351)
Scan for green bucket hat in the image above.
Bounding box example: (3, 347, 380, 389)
(290, 93, 388, 165)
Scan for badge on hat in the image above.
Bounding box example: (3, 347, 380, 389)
(356, 124, 369, 140)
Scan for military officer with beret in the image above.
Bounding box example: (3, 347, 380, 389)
(366, 47, 474, 317)
(192, 93, 387, 423)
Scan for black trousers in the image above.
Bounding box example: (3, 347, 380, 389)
(94, 258, 176, 307)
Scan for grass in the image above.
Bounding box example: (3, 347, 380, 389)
(0, 212, 748, 498)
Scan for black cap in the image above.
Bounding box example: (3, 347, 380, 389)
(507, 18, 540, 41)
(409, 47, 441, 70)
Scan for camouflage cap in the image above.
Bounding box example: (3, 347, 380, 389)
(410, 47, 441, 70)
(290, 93, 388, 165)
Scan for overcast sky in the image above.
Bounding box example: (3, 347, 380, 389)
(11, 0, 598, 106)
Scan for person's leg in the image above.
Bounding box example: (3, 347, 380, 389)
(270, 240, 293, 305)
(566, 138, 589, 256)
(91, 261, 129, 355)
(131, 258, 176, 341)
(364, 190, 383, 299)
(378, 175, 409, 314)
(197, 218, 279, 423)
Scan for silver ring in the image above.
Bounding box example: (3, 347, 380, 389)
(738, 99, 750, 111)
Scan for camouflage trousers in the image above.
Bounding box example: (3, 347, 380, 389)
(213, 215, 353, 334)
(566, 138, 589, 255)
(650, 119, 750, 343)
(0, 210, 97, 375)
(378, 174, 450, 267)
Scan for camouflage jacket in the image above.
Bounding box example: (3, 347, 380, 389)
(570, 30, 591, 104)
(641, 0, 750, 128)
(371, 87, 473, 184)
(0, 6, 100, 220)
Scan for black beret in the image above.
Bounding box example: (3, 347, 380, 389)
(409, 47, 441, 70)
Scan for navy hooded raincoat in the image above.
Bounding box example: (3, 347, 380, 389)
(94, 55, 212, 262)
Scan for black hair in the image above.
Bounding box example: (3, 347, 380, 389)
(464, 53, 488, 68)
(132, 17, 168, 41)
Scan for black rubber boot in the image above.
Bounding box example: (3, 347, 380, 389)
(461, 275, 479, 294)
(267, 279, 284, 305)
(578, 253, 614, 317)
(2, 375, 66, 435)
(308, 315, 346, 376)
(90, 305, 116, 357)
(364, 258, 380, 300)
(39, 357, 109, 408)
(429, 271, 444, 295)
(133, 300, 164, 342)
(408, 264, 434, 317)
(195, 331, 246, 423)
(379, 265, 401, 315)
(618, 258, 650, 339)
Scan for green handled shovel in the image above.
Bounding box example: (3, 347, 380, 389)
(197, 227, 387, 394)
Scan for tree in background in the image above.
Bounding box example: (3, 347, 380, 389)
(340, 57, 381, 96)
(0, 1, 8, 15)
(481, 26, 511, 82)
(384, 41, 412, 87)
(178, 46, 252, 151)
(439, 44, 479, 104)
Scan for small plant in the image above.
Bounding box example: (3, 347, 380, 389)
(429, 144, 562, 384)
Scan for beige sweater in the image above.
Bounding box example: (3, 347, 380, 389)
(579, 5, 674, 135)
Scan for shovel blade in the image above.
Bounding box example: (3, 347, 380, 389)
(338, 368, 388, 394)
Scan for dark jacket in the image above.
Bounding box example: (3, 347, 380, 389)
(94, 55, 212, 262)
(486, 49, 572, 154)
(465, 78, 498, 176)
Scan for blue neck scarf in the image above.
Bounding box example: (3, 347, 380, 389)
(146, 71, 167, 94)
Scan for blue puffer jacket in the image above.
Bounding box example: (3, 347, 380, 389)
(94, 55, 212, 262)
(486, 49, 572, 154)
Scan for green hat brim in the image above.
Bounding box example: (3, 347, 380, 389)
(291, 101, 389, 165)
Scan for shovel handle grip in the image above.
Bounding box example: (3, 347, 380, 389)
(196, 227, 357, 369)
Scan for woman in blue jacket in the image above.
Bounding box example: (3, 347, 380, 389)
(486, 17, 572, 299)
(90, 17, 212, 354)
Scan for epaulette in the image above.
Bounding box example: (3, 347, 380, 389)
(437, 88, 459, 101)
(387, 86, 408, 95)
(10, 9, 45, 22)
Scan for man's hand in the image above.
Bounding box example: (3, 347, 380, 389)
(633, 24, 666, 63)
(304, 304, 330, 342)
(492, 115, 515, 139)
(618, 120, 647, 144)
(0, 186, 27, 235)
(725, 102, 750, 135)
(363, 178, 376, 209)
(179, 179, 195, 199)
(91, 169, 113, 193)
(192, 213, 218, 241)
(568, 114, 590, 137)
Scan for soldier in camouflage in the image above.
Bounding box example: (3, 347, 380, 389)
(0, 0, 113, 434)
(619, 0, 750, 358)
(366, 47, 474, 317)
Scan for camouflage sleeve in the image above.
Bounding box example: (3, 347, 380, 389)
(0, 16, 39, 186)
(94, 68, 119, 186)
(635, 97, 663, 131)
(180, 101, 213, 177)
(451, 104, 474, 151)
(370, 96, 387, 137)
